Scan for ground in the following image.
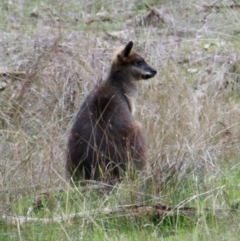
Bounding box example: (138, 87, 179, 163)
(1, 0, 240, 240)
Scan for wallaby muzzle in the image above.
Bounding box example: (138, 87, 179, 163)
(142, 65, 157, 80)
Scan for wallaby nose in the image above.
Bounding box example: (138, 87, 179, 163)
(151, 69, 157, 76)
(145, 68, 157, 79)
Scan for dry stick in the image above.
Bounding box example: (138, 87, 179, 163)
(203, 3, 240, 11)
(0, 72, 26, 78)
(2, 204, 230, 226)
(0, 72, 26, 91)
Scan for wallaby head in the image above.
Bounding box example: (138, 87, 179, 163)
(112, 41, 157, 81)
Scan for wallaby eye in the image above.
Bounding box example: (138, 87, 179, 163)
(135, 60, 143, 66)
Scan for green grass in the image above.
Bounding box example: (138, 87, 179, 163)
(1, 163, 240, 240)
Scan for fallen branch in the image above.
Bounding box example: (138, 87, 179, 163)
(0, 71, 26, 79)
(203, 3, 240, 11)
(1, 204, 229, 226)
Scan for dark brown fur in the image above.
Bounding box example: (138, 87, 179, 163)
(66, 41, 157, 183)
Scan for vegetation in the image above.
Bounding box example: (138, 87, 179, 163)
(1, 0, 240, 240)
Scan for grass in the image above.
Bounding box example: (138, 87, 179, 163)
(1, 0, 240, 240)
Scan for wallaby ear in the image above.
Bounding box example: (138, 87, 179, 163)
(123, 41, 133, 58)
(117, 41, 133, 63)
